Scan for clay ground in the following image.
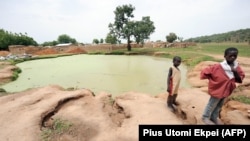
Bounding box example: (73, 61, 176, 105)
(0, 51, 250, 141)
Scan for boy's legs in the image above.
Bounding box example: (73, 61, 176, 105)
(167, 94, 176, 112)
(202, 96, 221, 125)
(173, 94, 179, 105)
(210, 98, 225, 125)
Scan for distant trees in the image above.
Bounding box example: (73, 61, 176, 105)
(92, 39, 99, 44)
(100, 38, 104, 44)
(108, 4, 155, 51)
(185, 28, 250, 43)
(0, 29, 38, 50)
(41, 40, 58, 46)
(166, 32, 177, 43)
(92, 38, 104, 44)
(57, 34, 77, 44)
(41, 34, 77, 46)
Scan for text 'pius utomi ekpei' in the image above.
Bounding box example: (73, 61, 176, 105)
(139, 125, 250, 141)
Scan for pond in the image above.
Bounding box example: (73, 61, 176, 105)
(1, 54, 191, 96)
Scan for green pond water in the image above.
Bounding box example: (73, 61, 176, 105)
(1, 54, 191, 96)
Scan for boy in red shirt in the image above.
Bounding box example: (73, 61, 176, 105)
(200, 47, 245, 125)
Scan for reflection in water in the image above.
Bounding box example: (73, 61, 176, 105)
(1, 55, 190, 96)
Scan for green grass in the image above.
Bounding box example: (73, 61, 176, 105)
(128, 42, 250, 66)
(0, 88, 6, 92)
(230, 95, 250, 104)
(11, 67, 22, 81)
(41, 118, 73, 141)
(195, 42, 250, 57)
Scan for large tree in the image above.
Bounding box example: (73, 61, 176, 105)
(108, 4, 135, 51)
(134, 16, 155, 45)
(109, 4, 155, 51)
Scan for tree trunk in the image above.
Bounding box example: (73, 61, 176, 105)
(127, 37, 131, 51)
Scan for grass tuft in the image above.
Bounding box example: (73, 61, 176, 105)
(41, 118, 73, 141)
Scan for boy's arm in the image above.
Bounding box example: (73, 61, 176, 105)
(200, 66, 212, 80)
(231, 65, 245, 83)
(167, 67, 172, 92)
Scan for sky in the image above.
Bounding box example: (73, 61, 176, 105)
(0, 0, 250, 44)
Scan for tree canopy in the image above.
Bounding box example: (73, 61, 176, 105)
(57, 34, 77, 44)
(108, 4, 155, 51)
(0, 29, 38, 50)
(166, 32, 177, 43)
(134, 16, 155, 45)
(41, 34, 77, 46)
(105, 33, 118, 44)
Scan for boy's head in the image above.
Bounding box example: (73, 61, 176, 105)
(173, 56, 181, 67)
(224, 47, 238, 64)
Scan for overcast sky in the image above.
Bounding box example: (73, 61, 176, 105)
(1, 0, 249, 44)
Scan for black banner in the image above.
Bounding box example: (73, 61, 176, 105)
(139, 125, 250, 141)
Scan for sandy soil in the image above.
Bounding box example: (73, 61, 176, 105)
(0, 52, 250, 141)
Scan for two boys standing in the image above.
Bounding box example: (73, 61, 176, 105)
(166, 47, 245, 125)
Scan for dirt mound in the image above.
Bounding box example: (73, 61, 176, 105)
(221, 100, 250, 124)
(187, 60, 250, 125)
(0, 51, 10, 56)
(0, 85, 184, 141)
(0, 84, 249, 141)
